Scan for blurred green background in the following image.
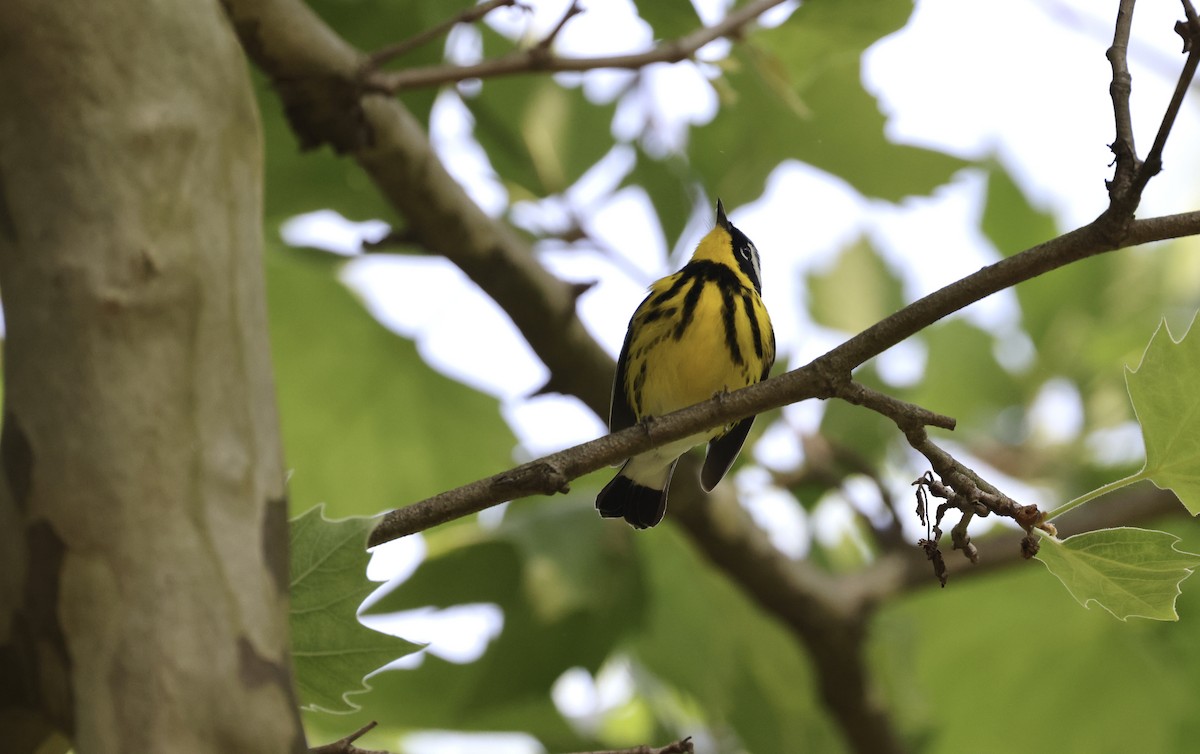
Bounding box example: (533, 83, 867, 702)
(259, 1, 1200, 752)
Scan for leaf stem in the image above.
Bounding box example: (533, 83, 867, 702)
(1045, 469, 1151, 522)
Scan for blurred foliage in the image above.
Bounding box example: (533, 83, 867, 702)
(872, 516, 1200, 754)
(251, 0, 1200, 752)
(266, 243, 515, 519)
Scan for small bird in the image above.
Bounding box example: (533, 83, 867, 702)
(596, 200, 775, 528)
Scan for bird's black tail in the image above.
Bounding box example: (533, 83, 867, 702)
(595, 463, 673, 529)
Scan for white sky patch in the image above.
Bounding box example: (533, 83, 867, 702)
(735, 160, 869, 361)
(365, 534, 427, 586)
(551, 658, 637, 733)
(581, 185, 672, 283)
(360, 603, 505, 667)
(1027, 377, 1086, 446)
(1086, 421, 1147, 467)
(840, 474, 894, 529)
(782, 398, 826, 437)
(810, 494, 869, 560)
(403, 731, 544, 754)
(992, 326, 1038, 375)
(503, 394, 608, 458)
(752, 419, 804, 471)
(341, 255, 547, 401)
(865, 0, 1200, 228)
(866, 171, 1022, 333)
(736, 466, 810, 558)
(430, 91, 509, 217)
(875, 338, 928, 388)
(279, 210, 389, 255)
(638, 62, 721, 155)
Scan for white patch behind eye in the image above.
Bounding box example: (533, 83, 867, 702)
(749, 242, 762, 283)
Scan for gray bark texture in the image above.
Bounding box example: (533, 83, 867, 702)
(0, 2, 305, 752)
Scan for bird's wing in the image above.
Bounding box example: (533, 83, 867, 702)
(700, 416, 755, 492)
(609, 324, 638, 433)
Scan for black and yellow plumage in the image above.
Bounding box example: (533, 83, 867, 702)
(596, 200, 775, 528)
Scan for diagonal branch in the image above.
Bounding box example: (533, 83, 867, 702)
(309, 721, 390, 754)
(536, 0, 584, 51)
(368, 209, 1200, 546)
(363, 0, 526, 71)
(564, 737, 694, 754)
(1134, 0, 1200, 190)
(363, 0, 790, 93)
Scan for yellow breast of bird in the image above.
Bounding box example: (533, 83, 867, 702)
(624, 267, 771, 430)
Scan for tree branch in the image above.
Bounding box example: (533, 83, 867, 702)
(1106, 0, 1139, 205)
(1133, 0, 1200, 191)
(224, 0, 616, 417)
(363, 0, 791, 93)
(367, 208, 1200, 546)
(363, 0, 527, 71)
(309, 721, 390, 754)
(564, 737, 694, 754)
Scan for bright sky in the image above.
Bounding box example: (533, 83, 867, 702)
(283, 1, 1200, 750)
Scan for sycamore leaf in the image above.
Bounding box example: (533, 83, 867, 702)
(1036, 527, 1200, 621)
(290, 505, 422, 713)
(1126, 314, 1200, 514)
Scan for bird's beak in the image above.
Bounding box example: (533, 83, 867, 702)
(716, 198, 730, 230)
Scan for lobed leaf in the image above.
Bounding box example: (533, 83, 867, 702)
(1035, 527, 1200, 621)
(290, 505, 422, 713)
(1126, 313, 1200, 514)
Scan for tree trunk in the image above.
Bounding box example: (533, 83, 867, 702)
(0, 2, 304, 752)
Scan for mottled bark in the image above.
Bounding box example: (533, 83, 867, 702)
(0, 2, 303, 752)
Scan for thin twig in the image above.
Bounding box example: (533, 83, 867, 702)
(364, 0, 789, 92)
(564, 737, 694, 754)
(308, 721, 390, 754)
(537, 0, 584, 50)
(831, 381, 956, 433)
(1106, 0, 1139, 205)
(364, 0, 524, 71)
(1133, 0, 1200, 190)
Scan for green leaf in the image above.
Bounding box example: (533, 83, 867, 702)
(874, 518, 1200, 753)
(631, 520, 842, 752)
(290, 505, 421, 713)
(468, 32, 618, 199)
(1126, 314, 1200, 514)
(806, 237, 905, 333)
(267, 243, 516, 518)
(980, 161, 1057, 256)
(689, 0, 967, 204)
(1035, 527, 1200, 621)
(634, 0, 701, 40)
